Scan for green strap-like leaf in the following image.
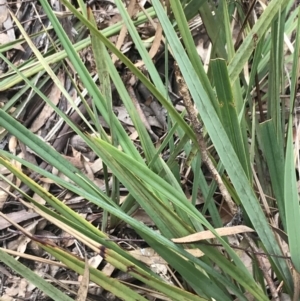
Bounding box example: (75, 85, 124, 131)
(151, 0, 293, 291)
(0, 249, 74, 301)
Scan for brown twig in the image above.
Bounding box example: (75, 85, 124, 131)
(244, 233, 279, 301)
(234, 0, 257, 51)
(182, 96, 236, 215)
(292, 268, 300, 301)
(173, 61, 236, 214)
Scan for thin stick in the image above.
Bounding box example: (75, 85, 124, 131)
(245, 233, 279, 301)
(180, 87, 236, 214)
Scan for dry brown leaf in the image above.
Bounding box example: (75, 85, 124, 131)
(4, 277, 25, 298)
(0, 0, 8, 25)
(0, 265, 12, 278)
(116, 105, 162, 128)
(60, 230, 76, 248)
(28, 230, 56, 256)
(18, 146, 37, 167)
(111, 0, 137, 63)
(83, 158, 94, 180)
(28, 239, 44, 257)
(129, 128, 139, 140)
(131, 208, 155, 226)
(18, 278, 27, 297)
(108, 13, 122, 26)
(30, 72, 63, 133)
(129, 248, 172, 283)
(184, 248, 204, 257)
(0, 295, 15, 301)
(115, 105, 134, 126)
(230, 236, 253, 273)
(11, 157, 22, 188)
(32, 182, 50, 205)
(127, 85, 158, 140)
(0, 210, 39, 230)
(102, 263, 116, 277)
(234, 292, 256, 301)
(26, 261, 49, 292)
(0, 32, 22, 50)
(70, 135, 90, 152)
(3, 14, 15, 40)
(61, 153, 84, 169)
(0, 173, 13, 210)
(171, 225, 254, 243)
(88, 254, 103, 269)
(8, 136, 17, 153)
(0, 161, 10, 175)
(133, 247, 205, 262)
(7, 220, 39, 254)
(5, 277, 28, 300)
(130, 247, 204, 270)
(135, 23, 162, 68)
(90, 158, 103, 174)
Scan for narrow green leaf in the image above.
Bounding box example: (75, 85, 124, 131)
(0, 9, 157, 90)
(59, 0, 197, 146)
(198, 2, 227, 59)
(211, 59, 250, 178)
(0, 154, 235, 300)
(170, 0, 220, 114)
(41, 245, 148, 301)
(0, 109, 119, 210)
(284, 7, 300, 274)
(284, 122, 300, 273)
(151, 0, 292, 290)
(267, 9, 286, 145)
(0, 249, 74, 301)
(258, 120, 286, 229)
(228, 0, 290, 84)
